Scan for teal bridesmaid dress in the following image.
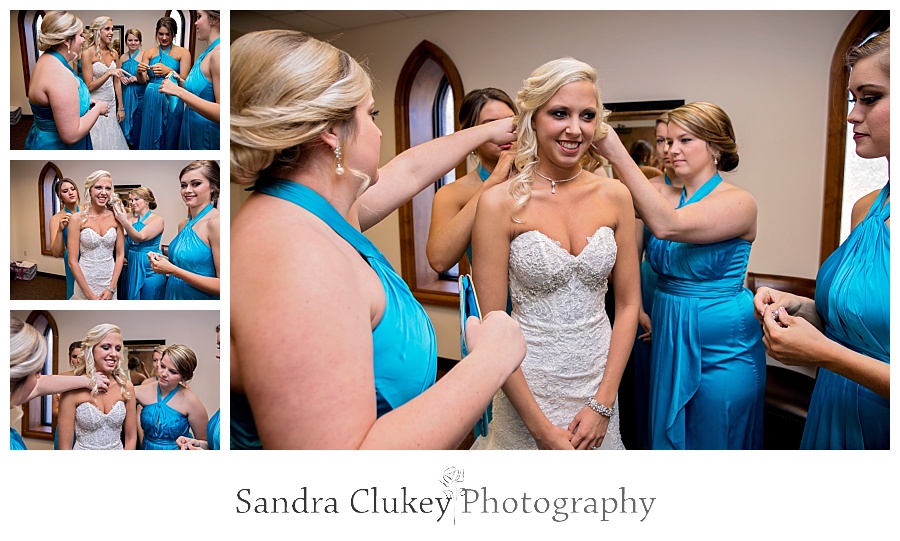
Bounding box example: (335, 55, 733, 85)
(140, 385, 191, 450)
(123, 212, 166, 300)
(802, 183, 889, 449)
(164, 203, 218, 300)
(25, 51, 93, 150)
(178, 38, 219, 150)
(230, 178, 437, 449)
(647, 173, 765, 449)
(207, 409, 220, 450)
(138, 45, 182, 150)
(120, 49, 145, 146)
(62, 206, 79, 299)
(11, 428, 27, 450)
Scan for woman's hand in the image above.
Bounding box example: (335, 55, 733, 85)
(57, 213, 71, 231)
(137, 62, 149, 76)
(484, 148, 517, 189)
(91, 98, 110, 117)
(762, 306, 830, 368)
(158, 78, 182, 97)
(484, 117, 516, 146)
(638, 309, 652, 342)
(112, 201, 129, 224)
(93, 373, 110, 393)
(148, 252, 175, 275)
(590, 123, 628, 161)
(568, 406, 611, 450)
(532, 423, 576, 450)
(753, 287, 804, 324)
(98, 287, 115, 301)
(463, 312, 526, 377)
(176, 436, 204, 450)
(116, 109, 125, 122)
(150, 63, 173, 77)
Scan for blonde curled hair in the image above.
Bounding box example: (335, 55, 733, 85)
(230, 30, 373, 189)
(508, 58, 608, 221)
(10, 317, 48, 393)
(74, 324, 131, 400)
(82, 170, 116, 218)
(84, 16, 114, 56)
(162, 344, 198, 386)
(37, 10, 83, 52)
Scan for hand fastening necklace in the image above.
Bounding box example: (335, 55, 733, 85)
(534, 167, 583, 194)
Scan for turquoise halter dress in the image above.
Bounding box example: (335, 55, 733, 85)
(646, 173, 765, 449)
(25, 51, 93, 150)
(178, 38, 219, 150)
(62, 206, 79, 299)
(138, 45, 182, 150)
(10, 428, 27, 450)
(207, 409, 220, 450)
(140, 384, 192, 450)
(230, 178, 438, 449)
(802, 183, 889, 449)
(123, 212, 166, 300)
(164, 203, 218, 300)
(120, 49, 145, 146)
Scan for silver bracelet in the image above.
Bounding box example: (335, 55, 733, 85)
(106, 286, 115, 294)
(585, 397, 613, 418)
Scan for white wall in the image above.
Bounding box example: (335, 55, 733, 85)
(232, 10, 855, 360)
(11, 308, 220, 450)
(10, 159, 216, 280)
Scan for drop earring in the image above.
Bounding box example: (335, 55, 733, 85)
(334, 146, 344, 176)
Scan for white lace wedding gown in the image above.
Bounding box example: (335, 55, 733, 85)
(88, 61, 129, 150)
(471, 227, 625, 450)
(71, 227, 118, 300)
(73, 401, 125, 450)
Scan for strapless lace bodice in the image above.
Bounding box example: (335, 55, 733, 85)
(472, 227, 625, 450)
(92, 61, 116, 101)
(71, 227, 118, 300)
(88, 61, 129, 150)
(73, 401, 125, 450)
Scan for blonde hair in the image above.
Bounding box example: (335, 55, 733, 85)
(82, 170, 115, 218)
(125, 28, 142, 44)
(231, 30, 374, 189)
(508, 58, 608, 220)
(38, 11, 83, 52)
(202, 10, 220, 25)
(668, 102, 739, 172)
(10, 317, 48, 391)
(74, 324, 131, 400)
(84, 16, 114, 56)
(129, 187, 157, 210)
(162, 345, 197, 385)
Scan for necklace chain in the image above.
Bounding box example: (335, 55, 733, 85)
(534, 167, 583, 194)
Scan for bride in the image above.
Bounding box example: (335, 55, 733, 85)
(470, 58, 640, 450)
(58, 324, 137, 450)
(68, 170, 125, 300)
(80, 16, 129, 150)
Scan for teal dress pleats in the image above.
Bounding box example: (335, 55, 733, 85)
(25, 51, 93, 150)
(230, 178, 437, 449)
(178, 38, 219, 150)
(123, 212, 166, 300)
(140, 385, 191, 450)
(647, 173, 765, 449)
(11, 428, 27, 450)
(207, 409, 220, 450)
(120, 49, 145, 146)
(62, 206, 79, 298)
(138, 45, 182, 150)
(164, 204, 218, 300)
(802, 183, 890, 449)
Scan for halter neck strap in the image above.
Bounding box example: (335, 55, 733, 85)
(199, 38, 220, 59)
(476, 164, 491, 182)
(48, 50, 77, 75)
(679, 172, 723, 208)
(186, 204, 214, 227)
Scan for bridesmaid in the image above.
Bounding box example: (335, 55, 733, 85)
(48, 178, 80, 299)
(24, 11, 108, 150)
(177, 325, 221, 450)
(120, 28, 147, 148)
(140, 346, 166, 386)
(594, 102, 765, 450)
(754, 29, 889, 450)
(134, 345, 208, 450)
(113, 187, 166, 300)
(80, 16, 128, 150)
(136, 16, 190, 150)
(160, 10, 220, 150)
(150, 160, 220, 300)
(426, 88, 517, 274)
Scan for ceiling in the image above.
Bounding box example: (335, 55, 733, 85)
(231, 10, 447, 37)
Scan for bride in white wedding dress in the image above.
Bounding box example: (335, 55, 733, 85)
(470, 58, 641, 450)
(80, 16, 129, 150)
(68, 170, 125, 300)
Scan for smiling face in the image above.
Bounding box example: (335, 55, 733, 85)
(92, 333, 122, 375)
(157, 354, 184, 388)
(847, 54, 890, 160)
(90, 176, 113, 209)
(533, 80, 598, 176)
(126, 33, 141, 52)
(67, 30, 86, 56)
(666, 123, 716, 181)
(100, 20, 114, 46)
(180, 171, 212, 209)
(474, 99, 516, 165)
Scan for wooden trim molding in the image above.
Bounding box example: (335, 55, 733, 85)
(746, 272, 816, 300)
(21, 310, 59, 441)
(819, 10, 889, 265)
(395, 40, 467, 308)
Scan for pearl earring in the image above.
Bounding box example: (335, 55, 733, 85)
(334, 146, 344, 176)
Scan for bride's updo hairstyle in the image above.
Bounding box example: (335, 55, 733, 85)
(230, 30, 374, 189)
(509, 58, 608, 219)
(10, 317, 48, 392)
(162, 345, 198, 386)
(667, 102, 739, 173)
(37, 10, 83, 52)
(74, 323, 131, 399)
(84, 16, 114, 55)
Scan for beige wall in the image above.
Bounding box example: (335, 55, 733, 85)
(10, 159, 217, 280)
(11, 309, 220, 450)
(10, 10, 208, 114)
(231, 11, 856, 360)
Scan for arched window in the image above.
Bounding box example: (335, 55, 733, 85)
(21, 311, 59, 441)
(17, 10, 45, 96)
(38, 162, 63, 256)
(819, 10, 889, 263)
(395, 40, 466, 307)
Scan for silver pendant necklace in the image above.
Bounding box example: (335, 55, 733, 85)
(534, 167, 583, 194)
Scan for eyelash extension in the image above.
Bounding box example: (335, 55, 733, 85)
(371, 110, 380, 117)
